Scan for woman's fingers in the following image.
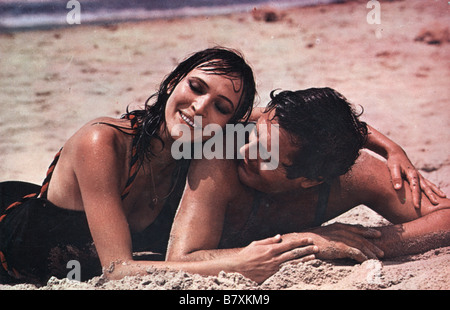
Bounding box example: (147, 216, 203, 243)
(419, 175, 447, 205)
(389, 163, 403, 190)
(259, 235, 318, 264)
(252, 234, 282, 246)
(357, 242, 384, 260)
(403, 169, 446, 208)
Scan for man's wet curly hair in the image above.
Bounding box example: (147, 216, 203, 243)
(266, 88, 368, 182)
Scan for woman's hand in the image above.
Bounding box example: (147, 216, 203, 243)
(234, 235, 318, 283)
(289, 223, 384, 263)
(365, 125, 446, 208)
(386, 147, 446, 208)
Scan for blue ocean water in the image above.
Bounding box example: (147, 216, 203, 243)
(0, 0, 339, 31)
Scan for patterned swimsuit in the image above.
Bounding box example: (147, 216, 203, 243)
(0, 115, 188, 285)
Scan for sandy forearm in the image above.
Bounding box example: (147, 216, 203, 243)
(104, 257, 239, 280)
(167, 245, 242, 263)
(374, 209, 450, 258)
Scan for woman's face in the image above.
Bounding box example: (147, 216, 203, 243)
(165, 67, 243, 142)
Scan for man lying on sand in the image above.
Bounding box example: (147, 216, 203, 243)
(166, 88, 450, 284)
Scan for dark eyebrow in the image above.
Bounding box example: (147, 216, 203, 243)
(191, 76, 235, 110)
(218, 94, 235, 110)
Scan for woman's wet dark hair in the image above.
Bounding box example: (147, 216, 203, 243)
(265, 88, 368, 182)
(124, 47, 256, 162)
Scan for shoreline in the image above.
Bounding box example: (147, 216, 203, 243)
(1, 0, 340, 32)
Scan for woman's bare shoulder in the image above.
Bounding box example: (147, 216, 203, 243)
(72, 117, 130, 142)
(63, 117, 132, 162)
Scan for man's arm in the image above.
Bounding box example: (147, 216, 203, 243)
(342, 152, 450, 257)
(373, 209, 450, 258)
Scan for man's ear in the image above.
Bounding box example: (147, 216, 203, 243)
(297, 177, 324, 189)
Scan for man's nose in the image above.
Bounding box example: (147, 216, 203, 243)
(239, 139, 258, 161)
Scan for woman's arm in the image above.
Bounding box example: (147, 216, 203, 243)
(166, 158, 317, 283)
(72, 124, 134, 270)
(365, 124, 445, 207)
(166, 158, 236, 262)
(70, 125, 269, 280)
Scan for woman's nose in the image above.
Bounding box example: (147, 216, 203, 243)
(192, 96, 209, 116)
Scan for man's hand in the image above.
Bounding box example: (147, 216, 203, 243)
(285, 223, 384, 263)
(234, 235, 318, 283)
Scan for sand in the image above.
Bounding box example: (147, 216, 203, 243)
(0, 0, 449, 290)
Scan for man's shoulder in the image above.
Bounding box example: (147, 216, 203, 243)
(339, 151, 391, 200)
(345, 151, 387, 182)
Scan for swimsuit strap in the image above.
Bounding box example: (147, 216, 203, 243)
(39, 148, 63, 200)
(0, 148, 62, 224)
(0, 116, 141, 278)
(313, 182, 331, 226)
(41, 114, 141, 201)
(120, 114, 140, 200)
(0, 148, 62, 278)
(0, 115, 141, 223)
(238, 190, 261, 234)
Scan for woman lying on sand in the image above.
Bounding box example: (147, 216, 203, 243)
(0, 47, 257, 284)
(0, 47, 442, 285)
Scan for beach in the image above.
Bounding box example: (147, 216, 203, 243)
(0, 0, 449, 290)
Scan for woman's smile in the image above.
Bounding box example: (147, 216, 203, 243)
(165, 68, 243, 143)
(179, 111, 197, 128)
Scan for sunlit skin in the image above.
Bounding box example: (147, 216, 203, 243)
(167, 109, 450, 284)
(44, 66, 250, 279)
(165, 68, 243, 142)
(21, 69, 446, 283)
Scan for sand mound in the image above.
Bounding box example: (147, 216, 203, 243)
(1, 245, 448, 290)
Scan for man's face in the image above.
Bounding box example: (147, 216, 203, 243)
(237, 109, 303, 193)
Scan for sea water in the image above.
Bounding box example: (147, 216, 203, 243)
(0, 0, 340, 31)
